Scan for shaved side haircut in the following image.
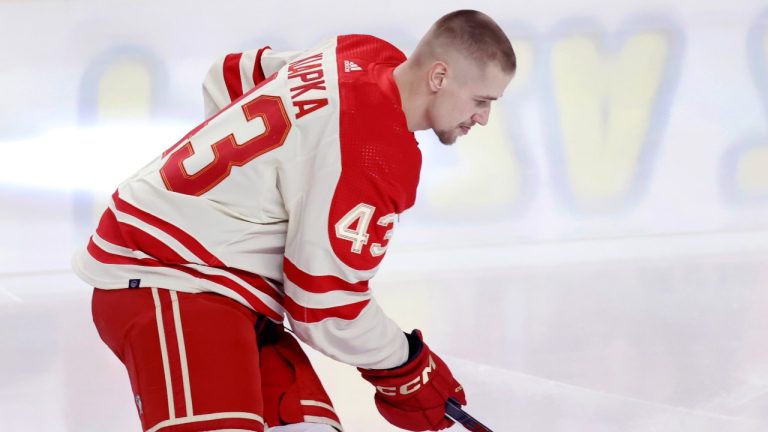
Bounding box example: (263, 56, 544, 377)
(414, 10, 517, 74)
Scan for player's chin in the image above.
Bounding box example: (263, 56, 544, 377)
(435, 130, 458, 145)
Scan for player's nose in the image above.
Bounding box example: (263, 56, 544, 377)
(471, 106, 490, 126)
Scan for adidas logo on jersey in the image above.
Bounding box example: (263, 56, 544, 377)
(344, 60, 363, 72)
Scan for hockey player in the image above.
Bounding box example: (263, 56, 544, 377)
(75, 9, 516, 432)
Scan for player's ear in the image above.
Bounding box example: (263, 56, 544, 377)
(428, 61, 448, 92)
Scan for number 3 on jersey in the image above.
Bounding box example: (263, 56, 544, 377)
(335, 204, 396, 257)
(160, 95, 291, 196)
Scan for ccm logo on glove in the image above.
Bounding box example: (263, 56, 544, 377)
(376, 355, 437, 396)
(359, 330, 467, 431)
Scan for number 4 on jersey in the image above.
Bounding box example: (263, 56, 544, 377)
(334, 204, 396, 257)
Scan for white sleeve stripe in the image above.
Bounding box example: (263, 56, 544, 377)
(240, 52, 257, 92)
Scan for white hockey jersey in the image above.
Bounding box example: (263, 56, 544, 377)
(72, 35, 422, 369)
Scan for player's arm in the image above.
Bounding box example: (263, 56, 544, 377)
(202, 46, 301, 117)
(281, 172, 409, 369)
(283, 170, 466, 431)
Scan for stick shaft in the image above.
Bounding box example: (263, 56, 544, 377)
(445, 398, 494, 432)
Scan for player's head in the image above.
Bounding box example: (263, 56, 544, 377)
(399, 10, 516, 144)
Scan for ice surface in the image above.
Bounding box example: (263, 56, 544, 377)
(2, 215, 767, 430)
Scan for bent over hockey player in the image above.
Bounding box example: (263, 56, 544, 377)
(74, 9, 516, 432)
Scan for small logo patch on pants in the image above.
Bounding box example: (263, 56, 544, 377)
(134, 394, 143, 416)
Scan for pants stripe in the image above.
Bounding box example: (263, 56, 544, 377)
(169, 290, 194, 416)
(151, 287, 176, 420)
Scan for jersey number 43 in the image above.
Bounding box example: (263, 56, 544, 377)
(335, 203, 396, 257)
(160, 95, 291, 196)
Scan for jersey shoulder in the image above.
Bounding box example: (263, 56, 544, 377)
(329, 35, 421, 271)
(336, 34, 407, 66)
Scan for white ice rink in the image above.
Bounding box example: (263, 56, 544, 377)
(1, 191, 767, 431)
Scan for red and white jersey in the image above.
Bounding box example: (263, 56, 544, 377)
(72, 35, 422, 369)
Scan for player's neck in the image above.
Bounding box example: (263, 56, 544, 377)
(393, 61, 429, 132)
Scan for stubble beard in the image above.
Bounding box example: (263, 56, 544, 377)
(435, 128, 458, 145)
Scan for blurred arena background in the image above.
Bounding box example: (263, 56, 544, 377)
(1, 0, 768, 430)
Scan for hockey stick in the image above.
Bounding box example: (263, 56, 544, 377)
(445, 398, 494, 432)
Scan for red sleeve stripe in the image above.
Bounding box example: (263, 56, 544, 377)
(252, 46, 270, 85)
(223, 53, 244, 102)
(283, 295, 369, 323)
(112, 191, 225, 267)
(283, 258, 369, 294)
(87, 239, 282, 321)
(95, 207, 134, 249)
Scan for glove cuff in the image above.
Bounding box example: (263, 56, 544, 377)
(359, 329, 428, 377)
(403, 329, 424, 365)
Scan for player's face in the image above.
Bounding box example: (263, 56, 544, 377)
(429, 62, 513, 145)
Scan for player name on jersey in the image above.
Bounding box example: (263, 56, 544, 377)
(287, 53, 329, 120)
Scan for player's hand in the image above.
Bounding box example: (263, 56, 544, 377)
(358, 330, 466, 431)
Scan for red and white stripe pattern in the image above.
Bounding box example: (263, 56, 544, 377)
(300, 400, 343, 431)
(282, 256, 408, 369)
(282, 258, 371, 324)
(202, 46, 272, 118)
(146, 287, 265, 432)
(86, 191, 284, 321)
(152, 287, 192, 420)
(222, 47, 271, 102)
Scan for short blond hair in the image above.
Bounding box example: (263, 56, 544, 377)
(418, 10, 517, 74)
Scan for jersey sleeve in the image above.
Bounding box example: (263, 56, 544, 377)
(202, 47, 302, 117)
(280, 40, 420, 369)
(282, 133, 420, 369)
(282, 170, 411, 369)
